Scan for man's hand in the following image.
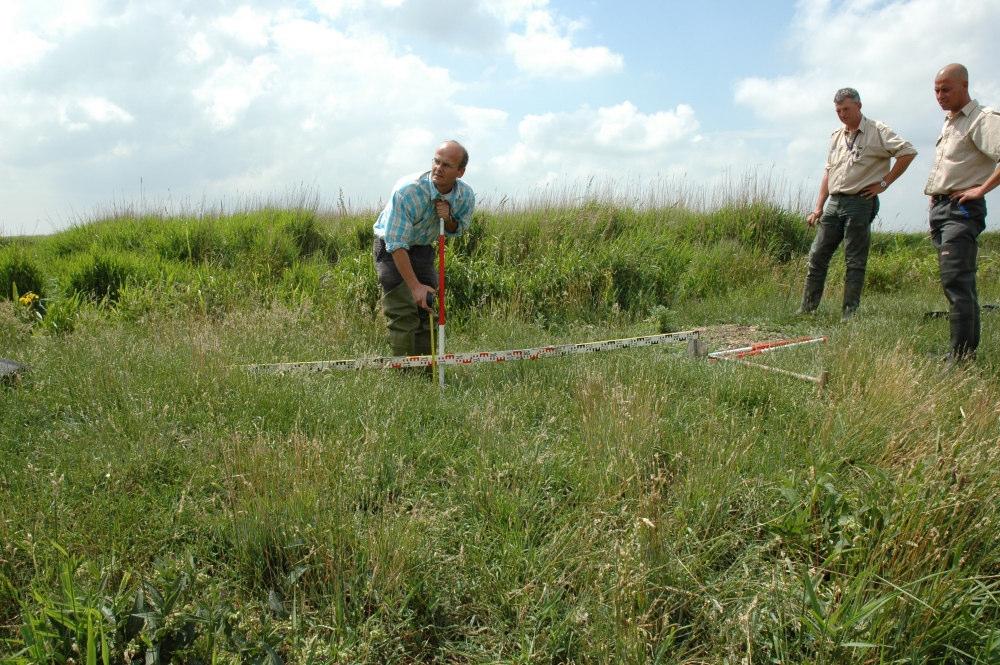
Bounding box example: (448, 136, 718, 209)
(859, 180, 887, 198)
(806, 209, 823, 227)
(411, 283, 436, 311)
(434, 198, 452, 224)
(952, 186, 986, 204)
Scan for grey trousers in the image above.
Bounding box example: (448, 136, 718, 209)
(800, 193, 879, 314)
(373, 237, 437, 357)
(929, 196, 986, 357)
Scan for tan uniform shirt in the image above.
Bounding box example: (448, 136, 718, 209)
(826, 116, 917, 195)
(925, 100, 1000, 195)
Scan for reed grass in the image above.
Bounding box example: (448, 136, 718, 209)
(1, 186, 998, 662)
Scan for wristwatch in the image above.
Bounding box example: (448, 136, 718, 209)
(879, 179, 888, 189)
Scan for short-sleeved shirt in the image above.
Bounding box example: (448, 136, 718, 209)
(373, 171, 475, 253)
(924, 100, 1000, 196)
(825, 116, 917, 195)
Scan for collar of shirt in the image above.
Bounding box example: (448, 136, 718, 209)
(419, 170, 461, 205)
(948, 99, 980, 122)
(834, 115, 871, 138)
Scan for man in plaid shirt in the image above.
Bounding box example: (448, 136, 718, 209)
(373, 140, 475, 358)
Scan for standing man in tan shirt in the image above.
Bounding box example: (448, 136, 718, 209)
(925, 63, 1000, 362)
(799, 88, 917, 321)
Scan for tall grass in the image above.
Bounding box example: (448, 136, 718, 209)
(1, 190, 998, 662)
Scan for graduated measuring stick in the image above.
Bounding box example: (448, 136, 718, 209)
(242, 330, 700, 374)
(707, 336, 827, 360)
(437, 215, 446, 388)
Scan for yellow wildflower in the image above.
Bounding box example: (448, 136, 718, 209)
(19, 292, 40, 307)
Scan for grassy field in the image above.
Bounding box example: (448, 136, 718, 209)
(1, 198, 999, 663)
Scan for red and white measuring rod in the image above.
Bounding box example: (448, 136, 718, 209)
(707, 335, 827, 360)
(244, 330, 700, 375)
(437, 216, 446, 388)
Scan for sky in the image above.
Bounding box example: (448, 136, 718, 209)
(3, 0, 1000, 236)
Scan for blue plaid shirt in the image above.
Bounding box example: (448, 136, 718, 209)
(373, 171, 475, 253)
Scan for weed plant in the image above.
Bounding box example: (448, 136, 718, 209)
(1, 194, 998, 663)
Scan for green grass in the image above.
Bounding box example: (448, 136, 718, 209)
(1, 200, 999, 663)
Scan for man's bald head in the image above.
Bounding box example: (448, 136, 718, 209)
(937, 63, 969, 83)
(934, 63, 971, 113)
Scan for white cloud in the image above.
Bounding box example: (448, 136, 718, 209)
(383, 127, 436, 172)
(183, 32, 214, 64)
(454, 104, 509, 147)
(213, 5, 273, 49)
(311, 0, 402, 20)
(490, 0, 547, 22)
(318, 0, 621, 78)
(57, 96, 134, 131)
(494, 102, 699, 176)
(506, 9, 623, 78)
(193, 55, 279, 129)
(79, 97, 134, 124)
(0, 27, 54, 71)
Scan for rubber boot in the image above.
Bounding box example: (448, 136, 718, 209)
(798, 277, 824, 314)
(383, 282, 419, 356)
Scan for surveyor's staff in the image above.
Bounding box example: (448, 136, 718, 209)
(707, 336, 827, 360)
(437, 215, 446, 388)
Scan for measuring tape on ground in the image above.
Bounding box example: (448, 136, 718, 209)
(244, 329, 700, 374)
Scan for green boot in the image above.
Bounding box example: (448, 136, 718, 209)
(382, 282, 420, 356)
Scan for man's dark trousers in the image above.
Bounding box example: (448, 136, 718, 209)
(801, 193, 879, 315)
(930, 196, 987, 358)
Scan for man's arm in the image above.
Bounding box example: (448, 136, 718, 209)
(957, 111, 1000, 202)
(859, 153, 917, 198)
(955, 164, 1000, 203)
(391, 248, 434, 311)
(806, 171, 830, 227)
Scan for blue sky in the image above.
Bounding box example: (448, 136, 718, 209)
(2, 0, 999, 235)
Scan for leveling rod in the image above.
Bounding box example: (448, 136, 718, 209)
(243, 330, 701, 375)
(707, 335, 827, 360)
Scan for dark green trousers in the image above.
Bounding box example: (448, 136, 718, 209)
(373, 237, 436, 357)
(800, 194, 879, 315)
(929, 196, 986, 358)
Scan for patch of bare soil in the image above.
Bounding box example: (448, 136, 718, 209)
(694, 324, 786, 352)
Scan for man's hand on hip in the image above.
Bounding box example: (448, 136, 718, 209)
(859, 180, 887, 198)
(953, 186, 986, 204)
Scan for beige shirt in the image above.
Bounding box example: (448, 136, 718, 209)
(826, 116, 917, 195)
(925, 100, 1000, 195)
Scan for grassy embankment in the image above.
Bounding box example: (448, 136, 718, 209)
(1, 196, 999, 663)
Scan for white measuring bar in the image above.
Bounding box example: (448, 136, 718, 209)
(244, 329, 700, 375)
